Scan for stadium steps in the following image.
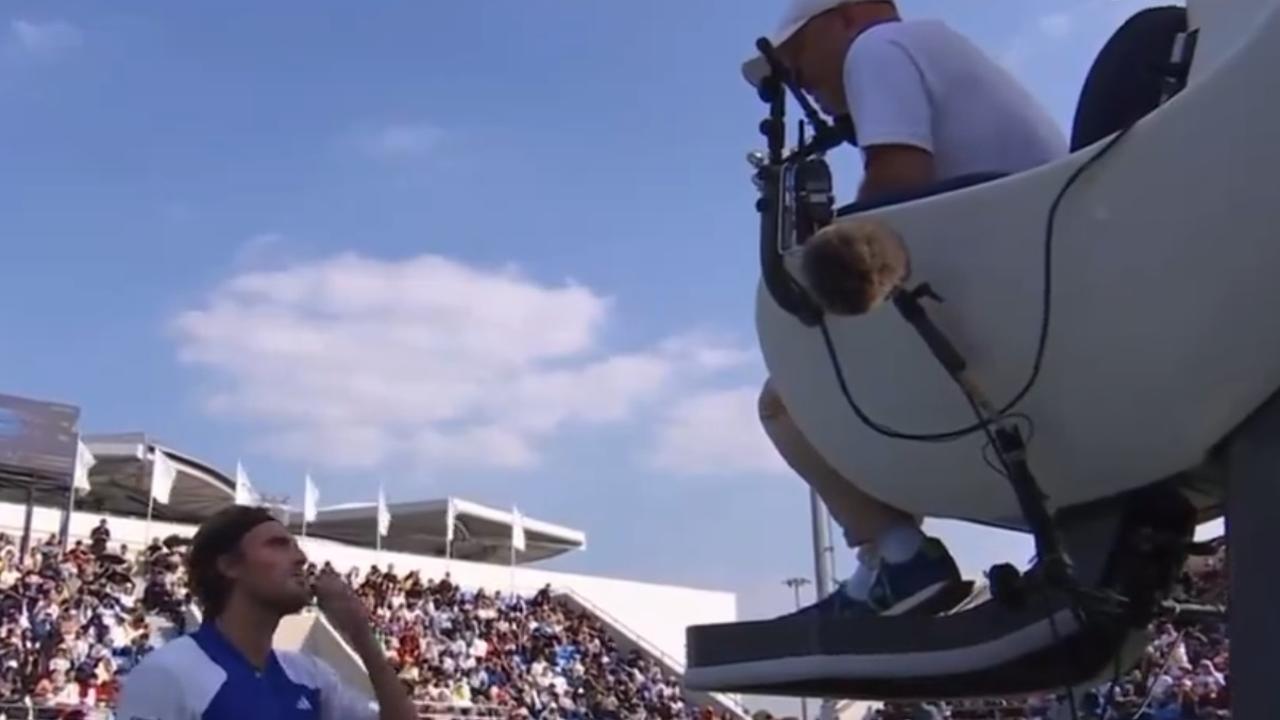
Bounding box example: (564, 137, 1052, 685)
(275, 609, 376, 699)
(552, 588, 752, 720)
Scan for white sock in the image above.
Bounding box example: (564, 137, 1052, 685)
(877, 522, 925, 564)
(843, 559, 877, 601)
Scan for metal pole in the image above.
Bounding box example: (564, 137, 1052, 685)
(144, 492, 155, 547)
(809, 489, 835, 596)
(60, 480, 76, 552)
(784, 578, 812, 720)
(19, 486, 35, 564)
(808, 497, 839, 720)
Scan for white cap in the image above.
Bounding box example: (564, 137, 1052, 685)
(741, 0, 882, 87)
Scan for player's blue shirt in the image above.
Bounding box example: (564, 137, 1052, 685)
(115, 621, 379, 720)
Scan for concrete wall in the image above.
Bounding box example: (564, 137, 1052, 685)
(0, 502, 737, 665)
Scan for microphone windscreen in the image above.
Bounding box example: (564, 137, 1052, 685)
(802, 220, 910, 316)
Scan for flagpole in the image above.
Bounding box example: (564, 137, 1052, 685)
(61, 474, 76, 553)
(143, 448, 156, 546)
(144, 489, 155, 547)
(445, 500, 454, 563)
(301, 472, 308, 539)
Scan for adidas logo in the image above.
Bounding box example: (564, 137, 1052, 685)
(297, 696, 313, 711)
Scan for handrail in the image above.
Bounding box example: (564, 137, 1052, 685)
(413, 699, 505, 718)
(550, 587, 686, 671)
(0, 699, 508, 720)
(551, 587, 751, 720)
(0, 700, 114, 719)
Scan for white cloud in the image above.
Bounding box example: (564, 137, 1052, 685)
(357, 123, 443, 160)
(7, 19, 82, 57)
(649, 386, 788, 477)
(174, 252, 750, 474)
(1038, 12, 1074, 39)
(657, 332, 756, 371)
(233, 232, 294, 269)
(1002, 0, 1160, 72)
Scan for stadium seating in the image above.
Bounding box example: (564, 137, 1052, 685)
(862, 539, 1231, 720)
(0, 521, 1229, 719)
(0, 522, 738, 720)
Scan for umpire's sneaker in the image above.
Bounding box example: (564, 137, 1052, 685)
(788, 538, 965, 619)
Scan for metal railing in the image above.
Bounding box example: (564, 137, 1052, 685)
(551, 587, 686, 671)
(551, 588, 751, 720)
(0, 701, 115, 719)
(413, 700, 505, 719)
(0, 699, 506, 720)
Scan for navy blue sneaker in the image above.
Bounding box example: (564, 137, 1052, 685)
(866, 537, 964, 615)
(787, 538, 964, 619)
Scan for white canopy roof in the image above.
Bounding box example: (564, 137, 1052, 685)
(291, 497, 586, 565)
(78, 432, 237, 522)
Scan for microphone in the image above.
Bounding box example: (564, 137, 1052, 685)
(801, 220, 911, 316)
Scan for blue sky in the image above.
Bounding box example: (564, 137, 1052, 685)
(1, 0, 1178, 635)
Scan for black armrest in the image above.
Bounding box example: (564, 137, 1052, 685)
(836, 172, 1009, 218)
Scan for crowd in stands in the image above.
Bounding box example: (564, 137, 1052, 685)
(866, 539, 1231, 720)
(0, 520, 200, 719)
(323, 561, 729, 719)
(0, 519, 731, 719)
(0, 516, 1231, 720)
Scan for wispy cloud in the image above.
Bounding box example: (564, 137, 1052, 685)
(1001, 0, 1158, 74)
(173, 252, 750, 474)
(648, 386, 788, 478)
(6, 19, 82, 58)
(1038, 12, 1074, 39)
(233, 232, 298, 270)
(355, 123, 443, 161)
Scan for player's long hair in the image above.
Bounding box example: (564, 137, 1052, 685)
(187, 505, 277, 619)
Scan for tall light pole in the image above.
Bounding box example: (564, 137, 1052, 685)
(784, 576, 811, 609)
(784, 577, 813, 720)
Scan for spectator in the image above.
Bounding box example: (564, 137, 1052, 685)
(88, 522, 110, 557)
(0, 531, 166, 716)
(870, 541, 1230, 720)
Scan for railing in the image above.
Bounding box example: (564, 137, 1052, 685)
(414, 700, 505, 719)
(551, 587, 752, 720)
(551, 587, 686, 671)
(0, 701, 115, 719)
(0, 700, 505, 720)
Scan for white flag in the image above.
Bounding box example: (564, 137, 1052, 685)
(234, 461, 258, 506)
(150, 449, 177, 505)
(444, 498, 456, 546)
(72, 439, 95, 495)
(303, 474, 319, 524)
(376, 485, 392, 537)
(511, 506, 526, 553)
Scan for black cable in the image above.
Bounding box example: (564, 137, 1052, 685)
(993, 122, 1138, 418)
(980, 414, 1035, 476)
(961, 386, 1084, 720)
(819, 317, 1008, 442)
(981, 442, 1008, 478)
(818, 122, 1137, 443)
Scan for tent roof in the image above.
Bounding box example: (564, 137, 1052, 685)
(17, 431, 586, 567)
(78, 433, 236, 523)
(291, 497, 586, 565)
